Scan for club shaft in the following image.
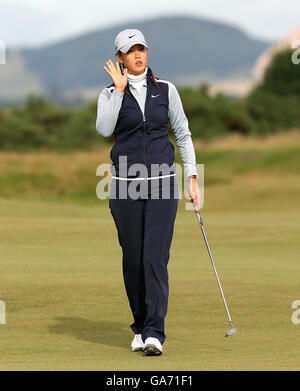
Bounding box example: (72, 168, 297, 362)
(196, 212, 233, 325)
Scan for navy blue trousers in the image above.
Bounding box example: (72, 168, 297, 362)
(109, 175, 178, 344)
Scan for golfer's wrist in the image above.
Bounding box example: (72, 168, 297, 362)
(188, 175, 197, 182)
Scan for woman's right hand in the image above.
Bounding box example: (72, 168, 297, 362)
(188, 176, 201, 212)
(104, 60, 128, 93)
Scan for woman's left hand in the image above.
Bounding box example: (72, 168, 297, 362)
(188, 176, 201, 212)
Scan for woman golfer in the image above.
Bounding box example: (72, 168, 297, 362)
(96, 29, 201, 356)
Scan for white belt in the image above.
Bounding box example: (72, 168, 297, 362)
(112, 173, 176, 181)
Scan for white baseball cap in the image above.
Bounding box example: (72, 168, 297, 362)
(114, 29, 148, 53)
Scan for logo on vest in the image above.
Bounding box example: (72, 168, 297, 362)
(151, 94, 160, 98)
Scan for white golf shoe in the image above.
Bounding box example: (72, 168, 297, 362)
(144, 337, 163, 356)
(131, 334, 145, 352)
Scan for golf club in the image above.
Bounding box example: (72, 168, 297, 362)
(193, 204, 238, 337)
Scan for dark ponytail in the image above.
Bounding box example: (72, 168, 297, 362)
(148, 66, 159, 89)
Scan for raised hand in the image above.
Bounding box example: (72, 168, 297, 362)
(104, 60, 128, 93)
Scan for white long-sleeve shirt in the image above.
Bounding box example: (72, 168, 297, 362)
(96, 67, 198, 179)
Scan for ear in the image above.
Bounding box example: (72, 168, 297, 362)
(115, 52, 122, 63)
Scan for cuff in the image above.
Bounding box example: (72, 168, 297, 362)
(188, 174, 197, 182)
(113, 89, 124, 97)
(185, 165, 198, 181)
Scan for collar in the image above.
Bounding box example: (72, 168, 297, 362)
(127, 66, 148, 83)
(125, 67, 152, 93)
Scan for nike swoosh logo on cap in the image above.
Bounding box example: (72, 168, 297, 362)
(129, 35, 135, 38)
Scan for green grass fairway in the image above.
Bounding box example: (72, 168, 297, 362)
(0, 169, 299, 370)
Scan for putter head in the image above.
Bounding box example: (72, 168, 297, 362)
(225, 327, 238, 337)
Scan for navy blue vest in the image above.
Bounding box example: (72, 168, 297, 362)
(108, 68, 175, 177)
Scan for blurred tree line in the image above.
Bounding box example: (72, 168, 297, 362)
(0, 48, 299, 151)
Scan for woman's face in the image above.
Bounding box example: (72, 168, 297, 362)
(116, 44, 148, 75)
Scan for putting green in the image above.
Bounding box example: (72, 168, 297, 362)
(0, 171, 299, 370)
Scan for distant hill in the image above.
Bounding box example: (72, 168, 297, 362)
(254, 23, 300, 82)
(1, 15, 271, 102)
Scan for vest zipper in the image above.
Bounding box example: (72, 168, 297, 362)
(143, 87, 151, 180)
(127, 81, 150, 180)
(143, 114, 146, 172)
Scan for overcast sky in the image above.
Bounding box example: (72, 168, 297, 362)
(1, 0, 300, 48)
